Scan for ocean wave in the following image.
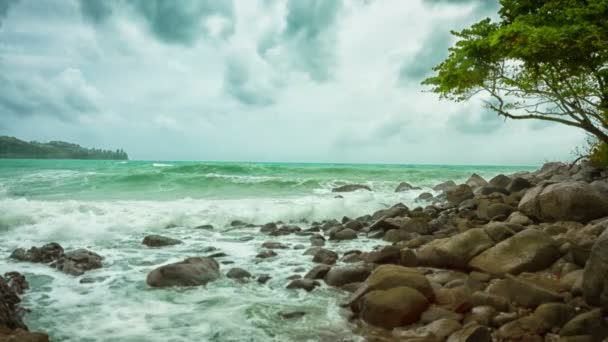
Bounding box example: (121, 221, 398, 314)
(152, 163, 174, 167)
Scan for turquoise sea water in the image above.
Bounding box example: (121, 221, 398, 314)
(0, 160, 535, 341)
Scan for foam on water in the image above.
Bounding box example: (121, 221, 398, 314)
(0, 160, 537, 341)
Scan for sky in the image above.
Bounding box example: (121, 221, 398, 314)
(0, 0, 585, 165)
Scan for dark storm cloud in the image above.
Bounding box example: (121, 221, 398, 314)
(78, 0, 235, 45)
(0, 71, 99, 122)
(399, 31, 452, 82)
(399, 0, 499, 84)
(283, 0, 342, 81)
(223, 57, 275, 107)
(0, 0, 19, 27)
(257, 0, 342, 82)
(79, 0, 113, 24)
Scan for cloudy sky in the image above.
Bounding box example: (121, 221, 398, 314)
(0, 0, 584, 165)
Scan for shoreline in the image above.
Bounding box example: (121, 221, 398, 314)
(2, 160, 608, 341)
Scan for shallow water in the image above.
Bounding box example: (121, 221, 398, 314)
(0, 160, 534, 341)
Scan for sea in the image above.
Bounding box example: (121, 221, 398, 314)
(0, 159, 536, 341)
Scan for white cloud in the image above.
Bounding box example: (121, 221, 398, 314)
(0, 0, 585, 165)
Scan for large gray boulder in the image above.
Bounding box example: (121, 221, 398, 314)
(332, 184, 371, 192)
(518, 181, 608, 222)
(147, 257, 220, 287)
(325, 263, 372, 287)
(583, 227, 608, 309)
(468, 229, 560, 275)
(142, 235, 182, 247)
(416, 228, 495, 268)
(53, 249, 103, 276)
(446, 184, 474, 206)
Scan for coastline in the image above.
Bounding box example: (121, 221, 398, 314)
(2, 160, 608, 341)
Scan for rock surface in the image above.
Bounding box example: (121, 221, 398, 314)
(142, 235, 182, 247)
(147, 257, 220, 287)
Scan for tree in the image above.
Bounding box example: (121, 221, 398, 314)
(423, 0, 608, 146)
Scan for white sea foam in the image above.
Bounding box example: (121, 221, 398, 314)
(152, 163, 174, 167)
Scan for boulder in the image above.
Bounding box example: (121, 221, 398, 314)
(489, 174, 512, 188)
(257, 274, 271, 284)
(260, 222, 277, 233)
(325, 264, 372, 287)
(312, 248, 338, 265)
(446, 184, 474, 206)
(395, 182, 420, 192)
(361, 246, 401, 265)
(10, 243, 64, 263)
(518, 181, 608, 222)
(256, 250, 277, 259)
(468, 229, 560, 275)
(344, 220, 364, 231)
(360, 286, 430, 329)
(226, 267, 251, 280)
(466, 174, 488, 189)
(332, 184, 371, 192)
(486, 274, 561, 308)
(506, 177, 533, 193)
(142, 235, 182, 247)
(53, 249, 103, 276)
(3, 272, 28, 295)
(476, 203, 515, 221)
(393, 318, 461, 341)
(347, 265, 434, 306)
(416, 228, 495, 268)
(560, 309, 608, 338)
(147, 257, 220, 287)
(447, 324, 491, 342)
(330, 228, 357, 241)
(261, 241, 289, 249)
(304, 265, 331, 280)
(433, 180, 457, 192)
(417, 192, 434, 201)
(506, 211, 532, 225)
(286, 279, 320, 292)
(582, 228, 608, 309)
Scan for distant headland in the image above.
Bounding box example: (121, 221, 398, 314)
(0, 136, 129, 160)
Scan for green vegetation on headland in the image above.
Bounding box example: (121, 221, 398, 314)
(0, 136, 128, 160)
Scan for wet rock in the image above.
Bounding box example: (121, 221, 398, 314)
(417, 228, 495, 268)
(417, 192, 434, 201)
(362, 246, 400, 265)
(433, 180, 457, 192)
(582, 227, 608, 309)
(447, 324, 491, 342)
(0, 329, 49, 342)
(470, 291, 510, 312)
(468, 229, 560, 275)
(486, 274, 561, 308)
(466, 174, 488, 189)
(260, 222, 277, 233)
(257, 274, 271, 284)
(506, 177, 533, 193)
(261, 241, 289, 249)
(146, 257, 220, 287)
(230, 220, 248, 227)
(256, 250, 277, 259)
(286, 279, 320, 292)
(519, 181, 608, 222)
(279, 311, 306, 319)
(371, 204, 409, 221)
(446, 184, 474, 206)
(142, 235, 182, 247)
(420, 305, 464, 323)
(344, 220, 364, 231)
(3, 272, 28, 295)
(0, 276, 25, 331)
(395, 182, 420, 192)
(489, 174, 512, 188)
(53, 249, 103, 276)
(325, 264, 372, 287)
(304, 265, 331, 280)
(347, 265, 434, 307)
(226, 268, 251, 281)
(507, 211, 533, 225)
(331, 184, 371, 192)
(312, 248, 338, 265)
(270, 225, 301, 236)
(560, 309, 608, 338)
(330, 228, 358, 241)
(360, 286, 430, 329)
(309, 234, 325, 247)
(201, 246, 218, 253)
(393, 318, 462, 341)
(286, 275, 301, 280)
(194, 224, 214, 230)
(207, 252, 228, 258)
(341, 250, 363, 263)
(10, 243, 64, 263)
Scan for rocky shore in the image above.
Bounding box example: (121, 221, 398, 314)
(4, 161, 608, 341)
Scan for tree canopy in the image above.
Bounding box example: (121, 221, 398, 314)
(0, 136, 129, 160)
(423, 0, 608, 145)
